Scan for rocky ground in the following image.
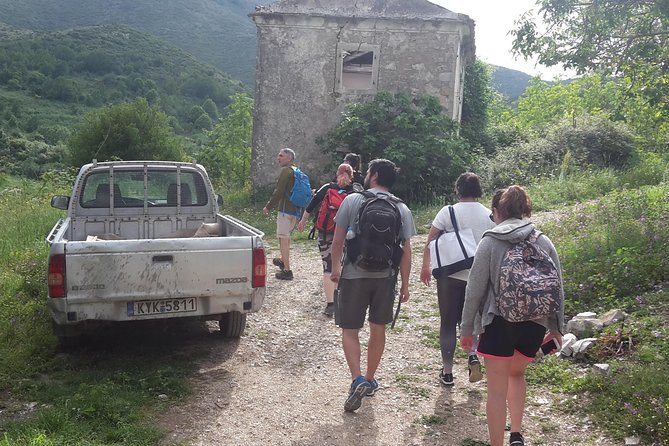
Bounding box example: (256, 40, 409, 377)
(158, 234, 618, 446)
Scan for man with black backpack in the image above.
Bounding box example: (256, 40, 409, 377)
(263, 148, 311, 280)
(330, 158, 417, 413)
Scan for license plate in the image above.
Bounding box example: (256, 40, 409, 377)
(127, 298, 197, 316)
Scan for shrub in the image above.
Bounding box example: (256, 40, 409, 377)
(552, 115, 634, 169)
(542, 185, 669, 314)
(481, 137, 563, 190)
(202, 98, 219, 120)
(68, 98, 185, 166)
(483, 115, 636, 190)
(582, 362, 669, 444)
(319, 91, 475, 204)
(193, 113, 212, 130)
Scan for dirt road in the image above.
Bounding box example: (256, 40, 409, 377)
(158, 236, 615, 446)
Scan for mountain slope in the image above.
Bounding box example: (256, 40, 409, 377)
(0, 25, 248, 140)
(0, 0, 269, 85)
(490, 65, 535, 103)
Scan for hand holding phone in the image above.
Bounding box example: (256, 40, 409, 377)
(540, 338, 560, 355)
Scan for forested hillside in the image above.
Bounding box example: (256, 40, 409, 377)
(0, 0, 272, 85)
(490, 65, 534, 103)
(0, 0, 537, 97)
(0, 24, 251, 177)
(0, 24, 247, 128)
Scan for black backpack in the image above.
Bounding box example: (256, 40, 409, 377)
(346, 191, 403, 271)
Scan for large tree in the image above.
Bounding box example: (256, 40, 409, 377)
(511, 0, 669, 75)
(319, 92, 473, 204)
(512, 0, 669, 150)
(197, 93, 253, 190)
(68, 97, 185, 166)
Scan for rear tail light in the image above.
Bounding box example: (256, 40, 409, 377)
(252, 247, 266, 288)
(48, 254, 67, 298)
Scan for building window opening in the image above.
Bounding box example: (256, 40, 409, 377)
(341, 50, 374, 90)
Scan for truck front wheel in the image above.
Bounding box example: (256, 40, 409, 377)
(219, 311, 246, 338)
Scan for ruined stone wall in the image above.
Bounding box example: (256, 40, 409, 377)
(251, 13, 473, 187)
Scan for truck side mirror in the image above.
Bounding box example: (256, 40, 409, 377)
(51, 195, 70, 210)
(216, 194, 224, 207)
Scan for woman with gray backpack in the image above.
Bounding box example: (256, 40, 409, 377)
(460, 185, 565, 446)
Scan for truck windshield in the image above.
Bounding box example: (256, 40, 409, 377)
(80, 169, 208, 208)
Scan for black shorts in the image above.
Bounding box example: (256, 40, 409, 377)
(335, 277, 396, 329)
(477, 315, 546, 360)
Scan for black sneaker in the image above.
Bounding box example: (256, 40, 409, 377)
(510, 432, 525, 446)
(272, 257, 285, 270)
(323, 303, 334, 317)
(439, 370, 454, 386)
(468, 355, 483, 383)
(275, 269, 293, 280)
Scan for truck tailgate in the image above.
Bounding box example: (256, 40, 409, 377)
(64, 237, 255, 302)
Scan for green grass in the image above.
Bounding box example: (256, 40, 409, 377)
(2, 168, 669, 444)
(419, 414, 445, 426)
(0, 175, 202, 445)
(418, 324, 440, 349)
(1, 350, 196, 445)
(395, 373, 432, 398)
(0, 177, 65, 387)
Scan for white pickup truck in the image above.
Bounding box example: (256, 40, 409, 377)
(46, 160, 266, 343)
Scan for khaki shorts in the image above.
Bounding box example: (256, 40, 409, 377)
(335, 277, 397, 329)
(276, 212, 298, 238)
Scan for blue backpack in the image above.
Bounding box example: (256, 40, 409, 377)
(288, 166, 312, 209)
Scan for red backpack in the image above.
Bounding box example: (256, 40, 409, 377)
(315, 187, 348, 234)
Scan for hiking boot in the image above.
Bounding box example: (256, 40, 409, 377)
(323, 303, 334, 317)
(344, 375, 371, 412)
(366, 378, 379, 396)
(275, 269, 293, 280)
(272, 257, 285, 270)
(510, 432, 525, 446)
(439, 370, 454, 386)
(468, 354, 483, 383)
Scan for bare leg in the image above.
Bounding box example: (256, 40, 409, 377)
(484, 356, 512, 446)
(365, 322, 386, 380)
(279, 236, 291, 271)
(508, 352, 531, 434)
(342, 328, 362, 379)
(323, 273, 336, 304)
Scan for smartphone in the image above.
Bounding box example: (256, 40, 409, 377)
(540, 338, 560, 355)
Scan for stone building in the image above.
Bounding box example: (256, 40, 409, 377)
(250, 0, 475, 187)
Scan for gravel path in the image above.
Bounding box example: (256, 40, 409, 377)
(159, 235, 616, 446)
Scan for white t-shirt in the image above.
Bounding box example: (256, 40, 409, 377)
(431, 201, 495, 244)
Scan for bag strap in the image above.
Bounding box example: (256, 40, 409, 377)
(448, 206, 469, 259)
(434, 231, 444, 268)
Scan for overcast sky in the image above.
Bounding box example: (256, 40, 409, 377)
(429, 0, 571, 79)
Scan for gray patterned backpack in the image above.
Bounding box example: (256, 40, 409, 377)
(496, 230, 562, 322)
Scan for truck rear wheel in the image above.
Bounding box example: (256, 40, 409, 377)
(219, 311, 246, 338)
